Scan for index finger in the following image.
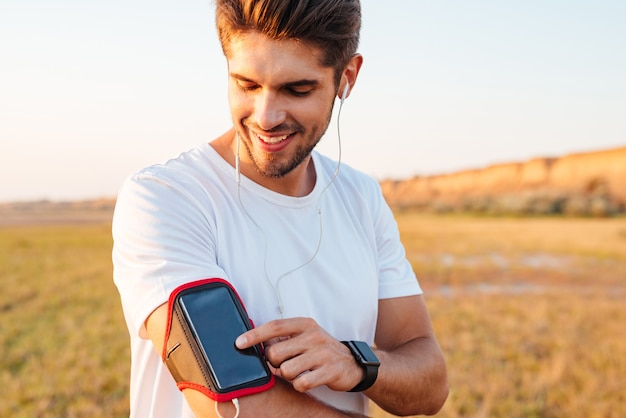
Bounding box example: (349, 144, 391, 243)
(235, 317, 309, 349)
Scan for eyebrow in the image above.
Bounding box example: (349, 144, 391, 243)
(230, 73, 321, 89)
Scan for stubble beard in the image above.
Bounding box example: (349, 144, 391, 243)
(240, 106, 334, 179)
(248, 134, 319, 178)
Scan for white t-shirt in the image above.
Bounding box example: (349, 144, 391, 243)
(112, 143, 422, 417)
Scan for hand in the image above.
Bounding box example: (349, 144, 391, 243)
(235, 317, 365, 393)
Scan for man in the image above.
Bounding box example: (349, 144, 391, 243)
(113, 1, 448, 417)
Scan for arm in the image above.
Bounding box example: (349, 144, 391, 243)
(236, 295, 448, 416)
(367, 294, 448, 416)
(363, 182, 448, 414)
(144, 303, 369, 418)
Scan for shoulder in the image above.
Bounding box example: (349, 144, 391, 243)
(118, 144, 230, 205)
(130, 143, 224, 186)
(313, 151, 390, 225)
(313, 151, 382, 197)
(114, 143, 234, 234)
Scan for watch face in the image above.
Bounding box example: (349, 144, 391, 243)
(352, 341, 380, 366)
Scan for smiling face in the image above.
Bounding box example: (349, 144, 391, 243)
(227, 31, 338, 185)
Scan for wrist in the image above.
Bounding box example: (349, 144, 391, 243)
(341, 341, 380, 392)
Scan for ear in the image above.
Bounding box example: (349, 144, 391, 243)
(338, 53, 364, 100)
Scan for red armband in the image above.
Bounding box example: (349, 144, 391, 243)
(163, 278, 274, 402)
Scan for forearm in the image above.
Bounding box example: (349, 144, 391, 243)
(205, 378, 368, 418)
(366, 337, 448, 416)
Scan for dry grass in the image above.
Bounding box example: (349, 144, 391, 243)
(421, 292, 626, 418)
(372, 214, 626, 418)
(2, 214, 625, 417)
(0, 224, 129, 417)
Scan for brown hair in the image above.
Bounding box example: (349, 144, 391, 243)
(216, 0, 361, 82)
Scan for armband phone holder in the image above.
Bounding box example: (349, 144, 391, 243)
(163, 278, 275, 402)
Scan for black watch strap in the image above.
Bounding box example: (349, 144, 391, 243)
(341, 340, 380, 392)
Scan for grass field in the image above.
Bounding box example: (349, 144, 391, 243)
(373, 214, 626, 418)
(1, 214, 625, 417)
(0, 223, 129, 417)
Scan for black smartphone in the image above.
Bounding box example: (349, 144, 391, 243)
(175, 281, 272, 394)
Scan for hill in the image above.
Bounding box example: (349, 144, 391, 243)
(380, 145, 626, 216)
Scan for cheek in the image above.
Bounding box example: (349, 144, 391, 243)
(293, 97, 334, 126)
(227, 90, 251, 123)
(227, 84, 242, 108)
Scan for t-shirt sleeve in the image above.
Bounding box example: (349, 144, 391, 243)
(112, 167, 227, 337)
(370, 181, 422, 299)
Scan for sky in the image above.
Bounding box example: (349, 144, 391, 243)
(1, 0, 625, 202)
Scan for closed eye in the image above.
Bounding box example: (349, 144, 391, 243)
(237, 80, 259, 92)
(286, 87, 313, 97)
(283, 80, 318, 97)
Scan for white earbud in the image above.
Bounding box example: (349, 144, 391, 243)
(341, 83, 349, 104)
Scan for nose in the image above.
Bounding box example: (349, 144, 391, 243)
(253, 90, 287, 131)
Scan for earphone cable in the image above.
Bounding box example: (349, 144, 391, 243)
(236, 94, 346, 317)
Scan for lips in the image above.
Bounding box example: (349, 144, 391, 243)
(257, 133, 289, 144)
(251, 130, 294, 153)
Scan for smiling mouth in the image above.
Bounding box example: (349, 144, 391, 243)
(256, 133, 291, 144)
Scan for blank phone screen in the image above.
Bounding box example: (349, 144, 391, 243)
(179, 286, 270, 391)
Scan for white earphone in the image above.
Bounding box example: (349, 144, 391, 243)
(341, 82, 349, 104)
(234, 77, 349, 317)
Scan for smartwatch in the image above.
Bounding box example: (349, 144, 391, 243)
(341, 340, 380, 392)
